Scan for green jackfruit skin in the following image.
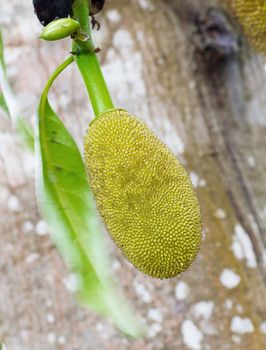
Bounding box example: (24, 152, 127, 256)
(84, 109, 202, 279)
(228, 0, 266, 53)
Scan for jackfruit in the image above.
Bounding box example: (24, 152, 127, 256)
(84, 109, 202, 279)
(228, 0, 266, 53)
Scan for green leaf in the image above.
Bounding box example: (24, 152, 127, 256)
(16, 117, 35, 152)
(0, 92, 10, 116)
(0, 68, 34, 151)
(0, 28, 34, 151)
(35, 57, 146, 337)
(0, 29, 6, 70)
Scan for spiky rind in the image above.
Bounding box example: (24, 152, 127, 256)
(84, 109, 202, 279)
(228, 0, 266, 53)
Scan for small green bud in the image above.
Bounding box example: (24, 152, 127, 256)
(40, 18, 81, 41)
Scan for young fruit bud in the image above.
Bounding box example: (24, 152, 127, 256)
(84, 109, 202, 279)
(40, 18, 81, 41)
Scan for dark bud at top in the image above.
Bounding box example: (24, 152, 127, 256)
(90, 0, 106, 16)
(33, 0, 73, 26)
(33, 0, 106, 26)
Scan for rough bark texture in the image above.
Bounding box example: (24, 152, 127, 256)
(0, 0, 266, 349)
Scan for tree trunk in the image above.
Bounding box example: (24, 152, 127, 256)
(0, 0, 265, 349)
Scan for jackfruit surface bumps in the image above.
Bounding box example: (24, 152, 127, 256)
(229, 0, 266, 53)
(84, 109, 202, 279)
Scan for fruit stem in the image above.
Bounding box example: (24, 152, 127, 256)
(72, 0, 114, 117)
